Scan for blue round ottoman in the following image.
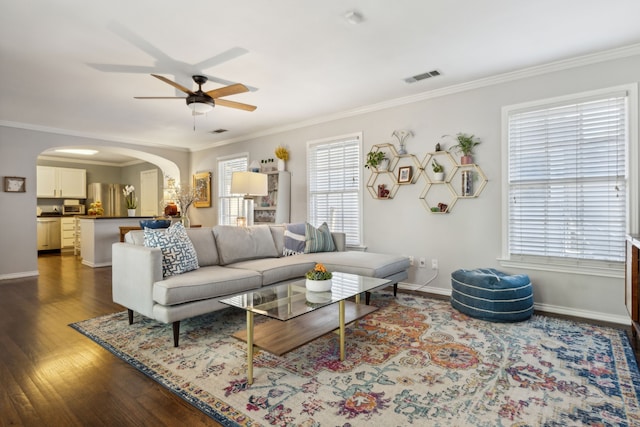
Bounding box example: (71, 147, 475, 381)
(451, 268, 533, 322)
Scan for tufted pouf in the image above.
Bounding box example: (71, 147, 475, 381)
(451, 268, 533, 322)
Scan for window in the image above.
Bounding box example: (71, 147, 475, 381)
(217, 155, 247, 225)
(503, 86, 637, 274)
(307, 133, 362, 246)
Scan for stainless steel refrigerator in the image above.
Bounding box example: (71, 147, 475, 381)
(86, 183, 126, 217)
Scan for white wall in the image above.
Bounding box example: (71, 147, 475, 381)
(191, 53, 640, 323)
(0, 126, 191, 279)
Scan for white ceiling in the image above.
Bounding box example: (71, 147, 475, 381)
(2, 0, 640, 163)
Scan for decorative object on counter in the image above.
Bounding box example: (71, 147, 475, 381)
(164, 202, 178, 216)
(122, 185, 137, 216)
(432, 159, 445, 181)
(139, 219, 171, 229)
(377, 184, 390, 198)
(165, 180, 204, 228)
(275, 145, 289, 171)
(397, 166, 413, 184)
(365, 149, 388, 170)
(4, 176, 26, 192)
(392, 129, 412, 155)
(448, 133, 481, 164)
(305, 263, 333, 292)
(88, 201, 104, 216)
(193, 172, 211, 208)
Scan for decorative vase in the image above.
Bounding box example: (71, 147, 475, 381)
(433, 172, 445, 182)
(460, 155, 473, 165)
(277, 158, 285, 171)
(127, 209, 136, 217)
(181, 212, 190, 228)
(378, 159, 389, 171)
(306, 278, 332, 292)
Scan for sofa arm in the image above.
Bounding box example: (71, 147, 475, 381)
(331, 232, 346, 252)
(112, 243, 162, 319)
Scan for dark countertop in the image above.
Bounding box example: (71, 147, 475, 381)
(78, 216, 156, 220)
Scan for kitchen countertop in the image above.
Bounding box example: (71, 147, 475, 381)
(79, 216, 158, 219)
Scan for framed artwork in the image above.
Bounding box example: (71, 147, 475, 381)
(193, 172, 212, 208)
(397, 166, 413, 184)
(4, 176, 26, 192)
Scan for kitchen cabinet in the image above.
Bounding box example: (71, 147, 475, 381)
(37, 166, 86, 198)
(37, 217, 61, 250)
(61, 217, 77, 249)
(254, 171, 290, 224)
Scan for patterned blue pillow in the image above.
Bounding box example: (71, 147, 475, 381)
(283, 222, 306, 256)
(143, 222, 199, 278)
(304, 222, 336, 253)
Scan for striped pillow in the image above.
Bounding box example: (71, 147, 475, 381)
(304, 222, 336, 253)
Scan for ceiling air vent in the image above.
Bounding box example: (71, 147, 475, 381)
(210, 129, 228, 134)
(404, 69, 441, 84)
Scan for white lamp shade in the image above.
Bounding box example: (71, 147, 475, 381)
(231, 171, 268, 196)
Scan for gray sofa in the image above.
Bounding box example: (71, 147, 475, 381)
(112, 224, 409, 346)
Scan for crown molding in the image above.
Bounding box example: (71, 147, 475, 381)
(38, 155, 145, 168)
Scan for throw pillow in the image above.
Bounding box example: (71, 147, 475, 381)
(304, 222, 336, 253)
(143, 222, 199, 278)
(283, 222, 306, 256)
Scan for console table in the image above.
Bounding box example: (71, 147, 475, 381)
(625, 234, 640, 337)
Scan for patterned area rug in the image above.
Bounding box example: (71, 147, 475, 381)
(70, 292, 640, 426)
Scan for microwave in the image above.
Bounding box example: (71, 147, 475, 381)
(62, 204, 85, 215)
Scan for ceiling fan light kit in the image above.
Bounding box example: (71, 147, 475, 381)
(135, 74, 256, 118)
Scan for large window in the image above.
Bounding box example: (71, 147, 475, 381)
(502, 86, 637, 274)
(217, 155, 247, 225)
(307, 133, 362, 247)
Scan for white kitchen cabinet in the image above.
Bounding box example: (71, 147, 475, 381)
(61, 217, 76, 249)
(37, 217, 61, 250)
(37, 166, 86, 198)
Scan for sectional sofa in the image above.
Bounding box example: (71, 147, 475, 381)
(112, 223, 410, 346)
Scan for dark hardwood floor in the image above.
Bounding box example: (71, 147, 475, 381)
(1, 253, 638, 426)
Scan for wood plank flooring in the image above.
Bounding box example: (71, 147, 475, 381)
(1, 252, 638, 425)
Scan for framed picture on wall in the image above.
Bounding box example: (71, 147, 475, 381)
(193, 172, 212, 208)
(397, 166, 413, 184)
(4, 176, 26, 192)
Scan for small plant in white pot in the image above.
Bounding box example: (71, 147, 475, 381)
(448, 133, 481, 164)
(306, 263, 333, 292)
(365, 150, 389, 171)
(431, 159, 445, 182)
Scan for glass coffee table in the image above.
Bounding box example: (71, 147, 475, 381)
(220, 272, 391, 384)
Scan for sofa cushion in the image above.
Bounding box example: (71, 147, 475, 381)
(143, 222, 199, 278)
(213, 225, 279, 265)
(311, 251, 410, 279)
(269, 224, 285, 257)
(185, 227, 219, 267)
(304, 222, 336, 253)
(228, 257, 316, 286)
(153, 265, 262, 305)
(283, 222, 306, 256)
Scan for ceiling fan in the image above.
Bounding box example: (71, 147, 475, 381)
(135, 74, 257, 114)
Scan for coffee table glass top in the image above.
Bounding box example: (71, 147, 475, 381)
(220, 272, 391, 321)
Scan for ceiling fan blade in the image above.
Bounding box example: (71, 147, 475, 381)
(151, 74, 193, 94)
(206, 83, 249, 99)
(134, 96, 183, 99)
(215, 99, 257, 112)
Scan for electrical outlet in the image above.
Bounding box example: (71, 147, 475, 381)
(431, 259, 438, 269)
(419, 257, 426, 268)
(408, 256, 414, 266)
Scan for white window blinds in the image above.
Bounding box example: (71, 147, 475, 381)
(307, 134, 362, 246)
(507, 92, 628, 263)
(217, 156, 247, 225)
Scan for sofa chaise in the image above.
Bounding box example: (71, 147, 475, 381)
(112, 223, 409, 346)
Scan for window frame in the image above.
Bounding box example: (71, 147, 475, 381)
(307, 132, 363, 248)
(500, 84, 639, 277)
(217, 153, 248, 226)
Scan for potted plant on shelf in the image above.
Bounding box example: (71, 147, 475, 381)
(431, 159, 445, 182)
(449, 133, 481, 164)
(122, 185, 137, 216)
(365, 150, 389, 171)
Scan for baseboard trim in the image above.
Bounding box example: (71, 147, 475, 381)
(0, 270, 39, 281)
(396, 282, 630, 326)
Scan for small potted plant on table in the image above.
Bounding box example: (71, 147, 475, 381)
(305, 263, 333, 292)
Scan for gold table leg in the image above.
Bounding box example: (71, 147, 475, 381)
(246, 311, 254, 384)
(339, 300, 345, 360)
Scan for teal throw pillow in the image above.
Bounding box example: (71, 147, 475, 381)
(304, 222, 336, 253)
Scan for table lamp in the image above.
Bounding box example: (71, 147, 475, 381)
(230, 171, 268, 226)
